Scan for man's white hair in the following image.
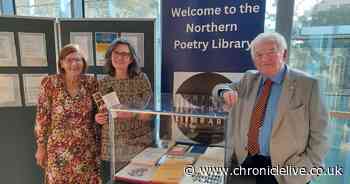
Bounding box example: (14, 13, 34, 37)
(250, 32, 287, 58)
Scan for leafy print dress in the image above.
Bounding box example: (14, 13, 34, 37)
(35, 74, 101, 184)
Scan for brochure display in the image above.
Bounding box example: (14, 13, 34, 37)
(0, 16, 61, 184)
(109, 93, 229, 184)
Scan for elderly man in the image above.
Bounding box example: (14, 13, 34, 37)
(213, 32, 328, 184)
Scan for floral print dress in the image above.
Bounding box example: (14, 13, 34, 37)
(35, 74, 101, 184)
(98, 72, 153, 164)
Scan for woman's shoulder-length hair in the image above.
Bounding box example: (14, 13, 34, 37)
(104, 39, 141, 78)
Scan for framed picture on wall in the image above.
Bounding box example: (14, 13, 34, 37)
(70, 32, 94, 66)
(95, 32, 118, 66)
(0, 74, 22, 107)
(23, 73, 48, 106)
(120, 33, 145, 67)
(18, 32, 48, 67)
(0, 32, 17, 67)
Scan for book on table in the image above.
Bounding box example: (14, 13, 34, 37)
(114, 163, 157, 184)
(131, 147, 168, 165)
(151, 156, 195, 184)
(114, 147, 168, 183)
(180, 146, 225, 184)
(114, 146, 225, 184)
(167, 143, 191, 156)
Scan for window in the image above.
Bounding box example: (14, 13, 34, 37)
(84, 0, 158, 18)
(290, 0, 350, 183)
(265, 0, 277, 32)
(15, 0, 71, 17)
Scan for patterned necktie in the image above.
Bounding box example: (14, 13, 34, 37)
(247, 79, 273, 155)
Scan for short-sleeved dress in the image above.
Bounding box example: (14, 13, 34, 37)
(98, 72, 153, 167)
(35, 74, 101, 184)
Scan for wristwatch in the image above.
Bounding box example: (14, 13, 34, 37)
(218, 89, 229, 97)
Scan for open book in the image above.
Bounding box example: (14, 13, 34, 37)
(114, 147, 168, 183)
(180, 146, 225, 184)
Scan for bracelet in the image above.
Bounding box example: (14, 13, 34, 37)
(37, 143, 46, 149)
(218, 89, 229, 97)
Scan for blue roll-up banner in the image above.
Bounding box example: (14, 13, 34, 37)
(161, 0, 266, 146)
(162, 0, 266, 93)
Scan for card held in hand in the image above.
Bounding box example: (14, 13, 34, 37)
(93, 92, 106, 111)
(102, 91, 120, 109)
(93, 91, 121, 118)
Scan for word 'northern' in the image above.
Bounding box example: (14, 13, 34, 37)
(186, 22, 237, 33)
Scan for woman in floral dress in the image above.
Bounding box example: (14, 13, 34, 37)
(34, 44, 101, 184)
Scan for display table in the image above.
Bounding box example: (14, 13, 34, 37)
(108, 93, 229, 184)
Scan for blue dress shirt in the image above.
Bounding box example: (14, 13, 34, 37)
(257, 65, 287, 156)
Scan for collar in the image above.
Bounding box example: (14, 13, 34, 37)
(262, 64, 287, 84)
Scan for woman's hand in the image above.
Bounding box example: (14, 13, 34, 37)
(116, 112, 134, 119)
(35, 145, 47, 169)
(95, 112, 108, 125)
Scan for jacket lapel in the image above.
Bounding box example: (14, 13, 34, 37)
(242, 74, 262, 143)
(271, 68, 296, 136)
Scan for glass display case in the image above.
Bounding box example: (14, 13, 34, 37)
(108, 93, 229, 184)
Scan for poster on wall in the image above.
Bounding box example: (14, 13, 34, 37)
(70, 32, 94, 66)
(161, 0, 266, 93)
(23, 74, 48, 106)
(0, 74, 22, 107)
(95, 32, 118, 66)
(120, 33, 145, 67)
(0, 32, 17, 66)
(19, 32, 48, 66)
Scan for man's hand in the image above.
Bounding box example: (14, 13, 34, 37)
(223, 90, 238, 108)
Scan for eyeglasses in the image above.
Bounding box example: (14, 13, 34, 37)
(64, 57, 83, 64)
(112, 51, 131, 60)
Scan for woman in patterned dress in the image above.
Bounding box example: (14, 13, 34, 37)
(94, 39, 153, 183)
(34, 44, 101, 184)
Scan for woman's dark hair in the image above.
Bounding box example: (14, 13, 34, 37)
(58, 44, 87, 74)
(104, 39, 140, 78)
